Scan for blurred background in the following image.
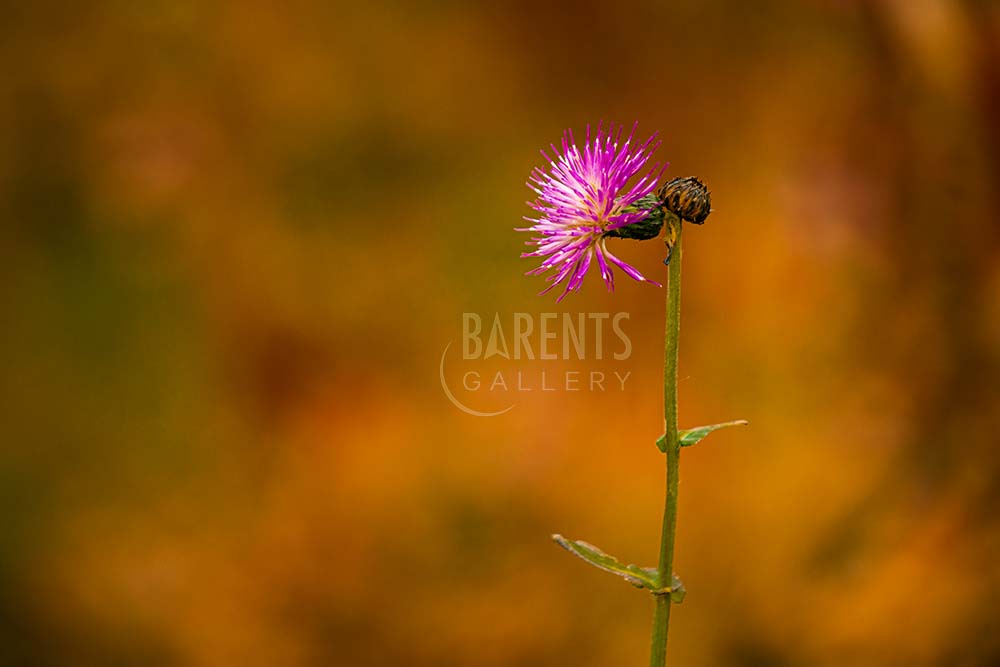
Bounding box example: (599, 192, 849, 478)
(2, 0, 1000, 665)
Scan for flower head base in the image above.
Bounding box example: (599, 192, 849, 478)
(519, 122, 667, 300)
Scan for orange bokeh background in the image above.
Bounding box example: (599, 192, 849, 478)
(2, 1, 1000, 665)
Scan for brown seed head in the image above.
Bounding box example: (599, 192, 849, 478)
(658, 176, 711, 225)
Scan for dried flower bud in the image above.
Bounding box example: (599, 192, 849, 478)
(658, 177, 711, 225)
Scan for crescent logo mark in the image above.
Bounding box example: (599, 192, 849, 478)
(439, 341, 515, 417)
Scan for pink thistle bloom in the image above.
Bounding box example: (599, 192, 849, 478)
(519, 122, 667, 301)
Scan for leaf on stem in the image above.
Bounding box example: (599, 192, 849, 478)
(669, 573, 686, 603)
(680, 419, 749, 446)
(552, 535, 657, 589)
(551, 535, 683, 602)
(656, 419, 748, 452)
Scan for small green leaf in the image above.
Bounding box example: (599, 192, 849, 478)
(551, 535, 686, 601)
(679, 419, 748, 446)
(669, 573, 686, 603)
(552, 535, 658, 589)
(655, 420, 747, 452)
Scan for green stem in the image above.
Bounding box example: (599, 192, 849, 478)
(649, 223, 682, 667)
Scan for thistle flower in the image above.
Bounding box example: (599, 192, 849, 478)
(519, 122, 667, 300)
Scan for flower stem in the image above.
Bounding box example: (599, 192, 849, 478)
(649, 222, 682, 667)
